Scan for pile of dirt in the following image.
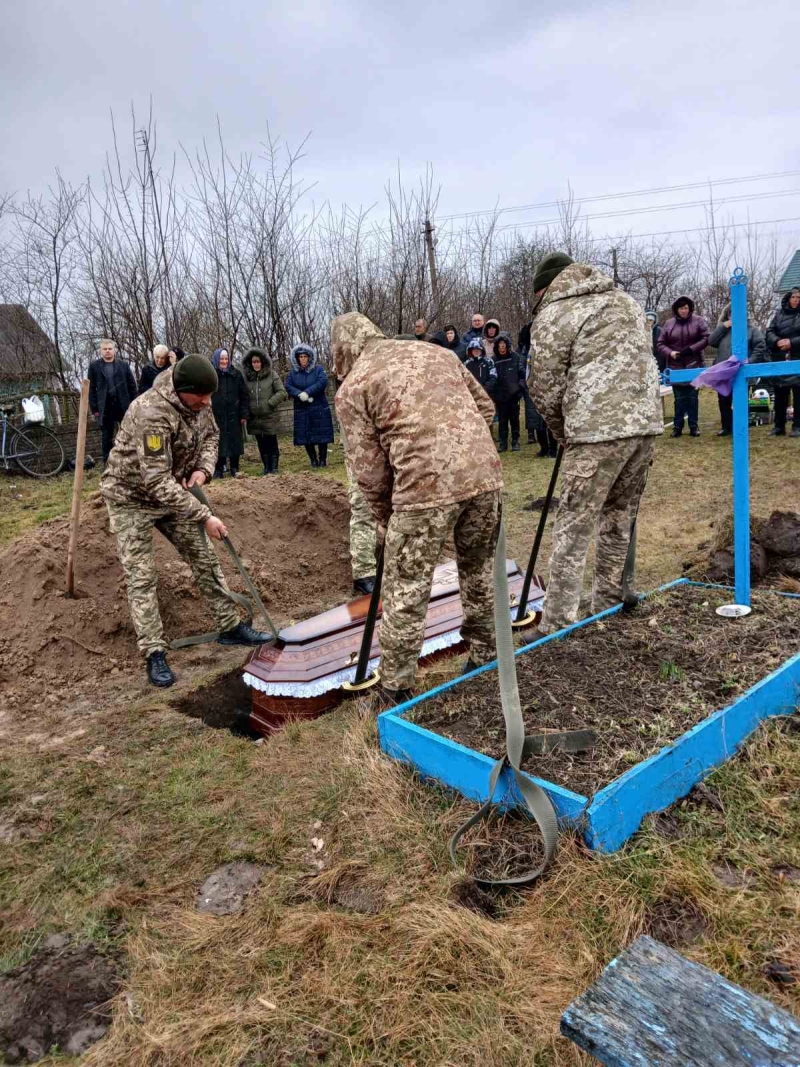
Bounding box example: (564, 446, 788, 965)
(410, 585, 800, 796)
(0, 474, 352, 692)
(684, 509, 800, 586)
(0, 937, 120, 1062)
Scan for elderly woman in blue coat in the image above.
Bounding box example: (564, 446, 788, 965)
(285, 343, 334, 468)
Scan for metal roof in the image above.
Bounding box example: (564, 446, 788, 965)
(777, 249, 800, 293)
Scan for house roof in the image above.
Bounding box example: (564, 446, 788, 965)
(777, 250, 800, 294)
(0, 305, 57, 381)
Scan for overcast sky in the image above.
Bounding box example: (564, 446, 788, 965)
(3, 0, 800, 254)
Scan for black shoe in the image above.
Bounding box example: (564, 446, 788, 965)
(262, 466, 270, 475)
(270, 457, 280, 474)
(498, 443, 508, 453)
(147, 651, 174, 688)
(716, 429, 731, 437)
(690, 428, 700, 437)
(536, 448, 549, 458)
(511, 441, 521, 452)
(527, 435, 537, 444)
(670, 429, 682, 438)
(353, 576, 376, 596)
(769, 427, 785, 437)
(791, 428, 800, 438)
(319, 460, 327, 468)
(378, 685, 414, 707)
(214, 468, 226, 479)
(310, 459, 319, 469)
(218, 622, 274, 646)
(548, 447, 558, 458)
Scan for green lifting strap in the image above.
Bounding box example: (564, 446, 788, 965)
(449, 518, 559, 888)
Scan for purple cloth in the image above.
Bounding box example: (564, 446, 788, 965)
(692, 356, 745, 397)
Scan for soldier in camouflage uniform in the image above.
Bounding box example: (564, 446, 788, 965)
(333, 312, 504, 699)
(101, 356, 272, 688)
(529, 254, 663, 635)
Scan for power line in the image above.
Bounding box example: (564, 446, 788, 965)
(551, 215, 800, 248)
(493, 188, 800, 234)
(438, 168, 800, 223)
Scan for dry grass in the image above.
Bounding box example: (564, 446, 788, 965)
(1, 395, 799, 1065)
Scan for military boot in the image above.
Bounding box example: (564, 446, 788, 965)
(147, 651, 175, 688)
(218, 622, 274, 646)
(378, 685, 414, 707)
(353, 576, 376, 596)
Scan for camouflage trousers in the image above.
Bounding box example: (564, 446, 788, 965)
(345, 457, 378, 581)
(106, 502, 241, 657)
(380, 490, 501, 690)
(539, 435, 656, 635)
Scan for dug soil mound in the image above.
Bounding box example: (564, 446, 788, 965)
(0, 474, 352, 692)
(684, 509, 800, 586)
(0, 938, 120, 1062)
(411, 586, 800, 796)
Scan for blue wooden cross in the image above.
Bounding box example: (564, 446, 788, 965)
(666, 267, 800, 607)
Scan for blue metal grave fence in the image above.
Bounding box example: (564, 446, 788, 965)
(666, 267, 800, 607)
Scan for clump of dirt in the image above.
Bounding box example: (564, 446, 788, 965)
(0, 939, 121, 1062)
(685, 509, 800, 585)
(645, 895, 708, 947)
(410, 586, 800, 796)
(0, 475, 352, 694)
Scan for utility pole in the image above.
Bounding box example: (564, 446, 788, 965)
(423, 218, 440, 316)
(610, 247, 620, 289)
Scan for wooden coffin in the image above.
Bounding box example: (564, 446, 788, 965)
(244, 558, 545, 734)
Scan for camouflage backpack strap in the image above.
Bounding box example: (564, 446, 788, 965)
(449, 517, 559, 887)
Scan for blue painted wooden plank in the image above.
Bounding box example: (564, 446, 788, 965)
(561, 935, 800, 1067)
(378, 711, 588, 824)
(586, 650, 800, 852)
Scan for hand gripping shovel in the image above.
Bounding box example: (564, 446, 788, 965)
(512, 445, 563, 628)
(342, 544, 385, 693)
(169, 484, 278, 649)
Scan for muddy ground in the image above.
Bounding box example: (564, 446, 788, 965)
(411, 585, 800, 795)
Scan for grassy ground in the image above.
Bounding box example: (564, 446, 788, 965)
(1, 393, 799, 1065)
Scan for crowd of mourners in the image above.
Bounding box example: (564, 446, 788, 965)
(87, 283, 800, 470)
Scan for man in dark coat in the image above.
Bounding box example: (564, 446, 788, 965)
(765, 288, 800, 437)
(88, 338, 138, 463)
(492, 332, 526, 452)
(210, 348, 250, 477)
(138, 344, 171, 395)
(657, 296, 709, 437)
(645, 311, 663, 370)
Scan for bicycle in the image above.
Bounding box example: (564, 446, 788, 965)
(0, 405, 65, 478)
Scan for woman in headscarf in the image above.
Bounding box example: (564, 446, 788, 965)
(285, 343, 334, 468)
(210, 348, 250, 478)
(138, 344, 170, 395)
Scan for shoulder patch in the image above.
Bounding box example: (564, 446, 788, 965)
(143, 432, 165, 457)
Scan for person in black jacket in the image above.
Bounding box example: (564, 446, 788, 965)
(429, 324, 462, 356)
(211, 348, 250, 477)
(765, 288, 800, 437)
(708, 304, 766, 436)
(492, 332, 526, 452)
(138, 344, 170, 395)
(645, 311, 663, 370)
(88, 338, 137, 463)
(463, 337, 498, 399)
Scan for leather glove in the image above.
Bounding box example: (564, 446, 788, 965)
(299, 391, 309, 402)
(679, 347, 693, 359)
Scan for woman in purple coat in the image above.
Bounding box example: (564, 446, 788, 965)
(657, 296, 709, 437)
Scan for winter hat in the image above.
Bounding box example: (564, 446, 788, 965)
(172, 346, 186, 361)
(645, 309, 658, 323)
(466, 337, 486, 355)
(173, 354, 218, 395)
(533, 252, 575, 293)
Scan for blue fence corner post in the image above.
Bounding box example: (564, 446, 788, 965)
(730, 267, 750, 606)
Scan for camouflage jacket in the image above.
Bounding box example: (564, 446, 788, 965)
(100, 370, 218, 522)
(332, 313, 503, 525)
(530, 264, 663, 444)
